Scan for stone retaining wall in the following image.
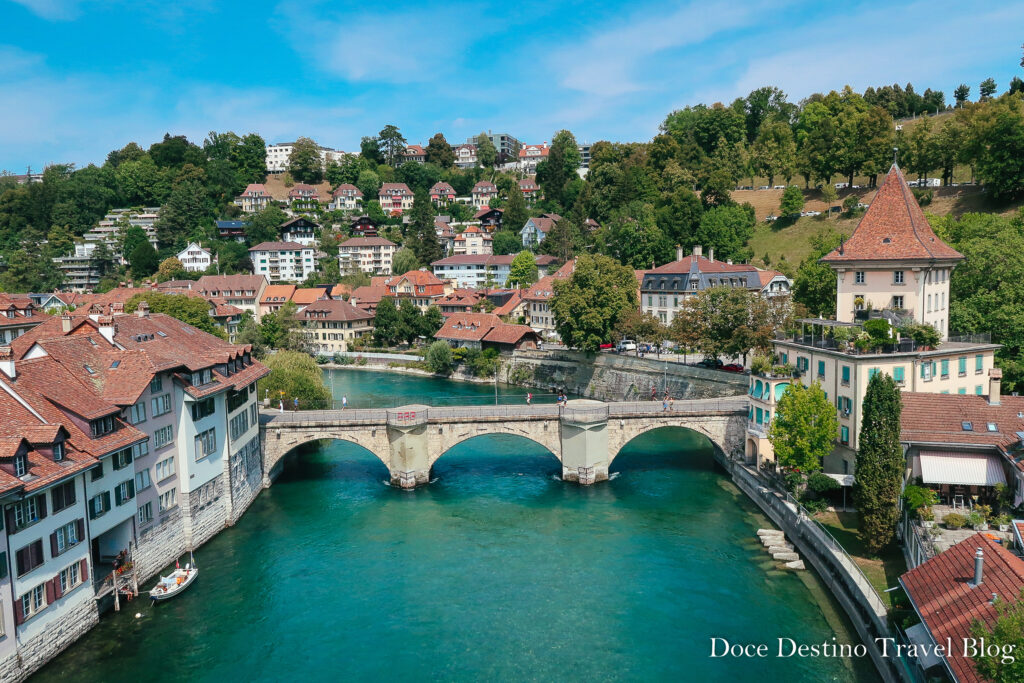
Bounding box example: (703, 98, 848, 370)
(134, 507, 187, 583)
(8, 597, 98, 681)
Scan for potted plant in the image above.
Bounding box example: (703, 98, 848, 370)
(944, 512, 966, 530)
(751, 355, 773, 376)
(967, 511, 988, 531)
(919, 507, 935, 528)
(854, 333, 872, 353)
(832, 326, 852, 351)
(994, 513, 1012, 532)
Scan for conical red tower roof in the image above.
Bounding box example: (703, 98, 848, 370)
(821, 165, 962, 263)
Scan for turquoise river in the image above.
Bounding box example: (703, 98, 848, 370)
(33, 369, 877, 682)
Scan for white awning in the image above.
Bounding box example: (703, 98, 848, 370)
(823, 473, 854, 487)
(918, 451, 1006, 487)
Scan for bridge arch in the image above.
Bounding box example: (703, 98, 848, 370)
(430, 432, 562, 479)
(263, 427, 391, 479)
(608, 425, 721, 471)
(428, 419, 562, 467)
(606, 415, 739, 468)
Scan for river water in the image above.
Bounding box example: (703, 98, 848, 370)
(33, 369, 875, 682)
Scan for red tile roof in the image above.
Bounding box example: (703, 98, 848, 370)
(300, 299, 374, 323)
(339, 237, 396, 248)
(290, 288, 329, 305)
(331, 184, 362, 198)
(249, 241, 308, 252)
(435, 312, 539, 347)
(260, 285, 297, 304)
(822, 165, 963, 263)
(901, 534, 1024, 683)
(430, 182, 455, 195)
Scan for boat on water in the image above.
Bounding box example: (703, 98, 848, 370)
(149, 554, 198, 602)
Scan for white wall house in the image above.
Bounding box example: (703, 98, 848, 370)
(176, 242, 214, 273)
(249, 242, 316, 283)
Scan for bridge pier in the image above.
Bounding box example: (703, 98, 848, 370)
(559, 401, 610, 485)
(386, 406, 432, 489)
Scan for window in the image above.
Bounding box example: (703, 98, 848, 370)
(135, 469, 152, 492)
(150, 376, 162, 393)
(229, 411, 250, 441)
(10, 495, 43, 530)
(855, 271, 865, 284)
(90, 415, 115, 437)
(817, 360, 825, 378)
(962, 421, 973, 431)
(893, 366, 905, 384)
(53, 441, 65, 461)
(941, 359, 949, 378)
(51, 481, 76, 513)
(976, 385, 984, 395)
(987, 423, 998, 432)
(195, 428, 217, 460)
(114, 479, 135, 506)
(91, 462, 103, 481)
(868, 368, 879, 380)
(841, 366, 850, 385)
(958, 387, 967, 395)
(153, 425, 173, 449)
(19, 583, 46, 620)
(138, 502, 153, 526)
(191, 398, 216, 421)
(959, 357, 967, 376)
(159, 488, 177, 512)
(892, 295, 904, 309)
(112, 448, 133, 470)
(191, 368, 213, 386)
(155, 457, 174, 481)
(88, 492, 110, 520)
(921, 363, 932, 381)
(133, 441, 148, 459)
(53, 520, 81, 554)
(14, 453, 26, 477)
(840, 426, 850, 445)
(250, 402, 258, 427)
(893, 270, 904, 284)
(15, 539, 44, 576)
(976, 354, 984, 374)
(151, 394, 171, 417)
(59, 562, 81, 594)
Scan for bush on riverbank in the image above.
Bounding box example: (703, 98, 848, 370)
(262, 351, 333, 408)
(425, 341, 454, 375)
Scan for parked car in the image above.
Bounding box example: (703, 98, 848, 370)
(616, 339, 637, 353)
(758, 185, 770, 190)
(599, 343, 613, 350)
(722, 363, 745, 373)
(698, 358, 723, 369)
(764, 214, 778, 222)
(773, 185, 786, 190)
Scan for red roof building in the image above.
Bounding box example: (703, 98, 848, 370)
(434, 312, 539, 351)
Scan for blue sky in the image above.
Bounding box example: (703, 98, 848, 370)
(2, 0, 1023, 172)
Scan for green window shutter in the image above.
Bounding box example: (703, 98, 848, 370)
(103, 491, 111, 512)
(894, 366, 905, 381)
(817, 360, 825, 377)
(976, 385, 983, 395)
(976, 354, 984, 371)
(920, 363, 926, 379)
(959, 357, 967, 373)
(941, 360, 949, 376)
(842, 366, 850, 382)
(958, 388, 966, 395)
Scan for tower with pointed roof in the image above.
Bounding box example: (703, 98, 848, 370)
(822, 164, 962, 340)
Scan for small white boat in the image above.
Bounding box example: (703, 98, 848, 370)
(149, 555, 198, 601)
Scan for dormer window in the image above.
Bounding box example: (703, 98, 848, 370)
(961, 421, 973, 432)
(91, 415, 115, 437)
(53, 442, 65, 461)
(14, 453, 27, 477)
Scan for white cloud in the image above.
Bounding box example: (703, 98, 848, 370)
(8, 0, 82, 20)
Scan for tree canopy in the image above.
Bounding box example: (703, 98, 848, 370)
(854, 372, 904, 554)
(768, 381, 838, 472)
(551, 254, 638, 352)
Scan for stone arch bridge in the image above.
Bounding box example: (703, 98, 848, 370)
(260, 398, 748, 488)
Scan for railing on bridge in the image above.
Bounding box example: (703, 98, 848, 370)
(261, 397, 748, 425)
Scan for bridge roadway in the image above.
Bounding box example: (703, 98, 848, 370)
(260, 397, 748, 487)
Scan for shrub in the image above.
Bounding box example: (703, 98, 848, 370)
(315, 354, 330, 364)
(356, 356, 367, 366)
(903, 484, 939, 511)
(993, 513, 1011, 527)
(863, 318, 893, 343)
(802, 498, 829, 514)
(966, 512, 986, 528)
(899, 322, 941, 348)
(425, 341, 454, 375)
(974, 504, 992, 521)
(832, 326, 852, 346)
(944, 512, 966, 529)
(918, 507, 934, 522)
(911, 188, 933, 206)
(333, 353, 353, 365)
(751, 355, 772, 375)
(508, 364, 533, 385)
(807, 471, 841, 497)
(783, 471, 805, 493)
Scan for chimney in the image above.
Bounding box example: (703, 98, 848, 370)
(972, 547, 984, 587)
(0, 347, 14, 379)
(676, 245, 683, 262)
(61, 313, 72, 333)
(989, 368, 1002, 406)
(708, 247, 714, 262)
(136, 302, 150, 319)
(97, 316, 116, 344)
(692, 245, 703, 258)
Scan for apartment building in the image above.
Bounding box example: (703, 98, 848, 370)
(518, 143, 549, 174)
(747, 165, 999, 475)
(195, 275, 267, 316)
(298, 300, 374, 354)
(338, 237, 396, 275)
(467, 132, 521, 162)
(453, 225, 492, 255)
(249, 242, 316, 283)
(265, 141, 346, 173)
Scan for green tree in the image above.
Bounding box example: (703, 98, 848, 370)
(245, 205, 287, 245)
(613, 310, 666, 345)
(768, 381, 838, 472)
(407, 188, 442, 266)
(536, 130, 580, 208)
(904, 116, 936, 181)
(793, 230, 842, 317)
(507, 250, 538, 287)
(820, 183, 838, 218)
(155, 165, 210, 248)
(420, 305, 444, 338)
(360, 136, 384, 166)
(694, 204, 755, 262)
(287, 137, 324, 184)
(854, 372, 904, 554)
(502, 183, 528, 231)
(121, 225, 149, 258)
(125, 292, 223, 337)
(551, 254, 638, 352)
(257, 301, 308, 352)
(129, 241, 159, 278)
(538, 216, 584, 263)
(970, 588, 1024, 683)
(779, 185, 804, 217)
(966, 95, 1024, 200)
(492, 230, 522, 256)
(372, 297, 403, 346)
(424, 340, 453, 375)
(355, 169, 381, 200)
(475, 133, 498, 169)
(378, 125, 408, 167)
(391, 247, 420, 275)
(425, 133, 454, 168)
(979, 77, 998, 101)
(655, 188, 703, 250)
(954, 83, 970, 107)
(157, 257, 187, 282)
(261, 350, 332, 408)
(397, 299, 424, 344)
(751, 120, 796, 187)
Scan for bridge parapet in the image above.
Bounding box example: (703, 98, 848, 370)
(386, 405, 429, 427)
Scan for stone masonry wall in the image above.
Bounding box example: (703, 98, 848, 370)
(504, 350, 748, 402)
(134, 507, 187, 583)
(182, 474, 228, 550)
(6, 596, 98, 682)
(228, 463, 263, 525)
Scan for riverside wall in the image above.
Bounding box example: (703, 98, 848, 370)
(502, 350, 749, 401)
